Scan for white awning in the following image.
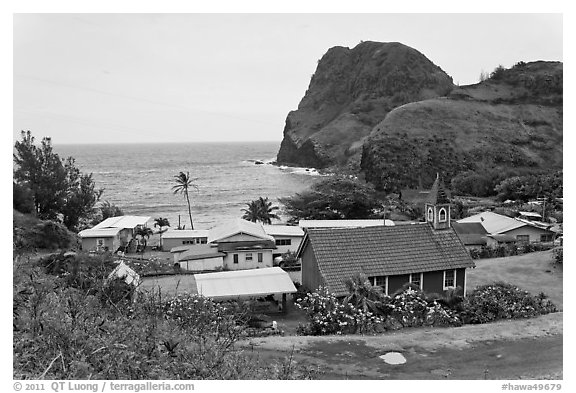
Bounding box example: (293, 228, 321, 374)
(194, 267, 296, 299)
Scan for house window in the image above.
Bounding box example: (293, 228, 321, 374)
(438, 208, 447, 223)
(540, 234, 553, 242)
(275, 239, 292, 246)
(516, 235, 530, 244)
(245, 253, 253, 261)
(97, 239, 105, 247)
(200, 238, 207, 244)
(409, 273, 422, 289)
(369, 276, 387, 295)
(258, 253, 263, 263)
(427, 207, 434, 222)
(233, 254, 239, 264)
(444, 269, 456, 289)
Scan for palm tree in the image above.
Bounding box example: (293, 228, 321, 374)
(242, 200, 261, 223)
(241, 196, 280, 224)
(172, 171, 198, 230)
(154, 217, 170, 249)
(342, 273, 384, 313)
(135, 226, 154, 249)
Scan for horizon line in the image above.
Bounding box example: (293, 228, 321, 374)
(46, 140, 283, 146)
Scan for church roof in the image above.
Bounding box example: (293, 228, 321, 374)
(426, 174, 451, 204)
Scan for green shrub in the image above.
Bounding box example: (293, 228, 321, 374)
(460, 282, 557, 324)
(13, 182, 35, 214)
(553, 247, 563, 264)
(13, 257, 310, 379)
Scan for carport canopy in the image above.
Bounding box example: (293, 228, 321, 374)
(194, 267, 296, 299)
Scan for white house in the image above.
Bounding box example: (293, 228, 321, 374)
(161, 229, 209, 251)
(170, 219, 277, 272)
(78, 215, 152, 252)
(263, 225, 305, 262)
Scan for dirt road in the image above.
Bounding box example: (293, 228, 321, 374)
(242, 313, 563, 379)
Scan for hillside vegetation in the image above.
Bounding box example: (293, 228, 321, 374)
(361, 61, 562, 192)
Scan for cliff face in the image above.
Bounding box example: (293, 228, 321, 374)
(361, 61, 563, 191)
(276, 41, 454, 168)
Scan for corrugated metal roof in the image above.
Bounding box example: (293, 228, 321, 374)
(299, 219, 394, 229)
(302, 224, 475, 297)
(179, 245, 226, 261)
(162, 229, 210, 239)
(217, 240, 276, 252)
(208, 219, 274, 243)
(194, 267, 296, 299)
(519, 211, 542, 218)
(92, 215, 152, 230)
(78, 228, 122, 238)
(457, 212, 525, 234)
(263, 225, 304, 237)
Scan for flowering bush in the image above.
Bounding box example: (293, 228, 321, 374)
(164, 293, 248, 342)
(295, 287, 351, 335)
(424, 300, 462, 327)
(388, 287, 429, 327)
(460, 282, 557, 324)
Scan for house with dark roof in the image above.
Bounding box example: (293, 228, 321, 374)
(296, 175, 475, 297)
(451, 222, 488, 250)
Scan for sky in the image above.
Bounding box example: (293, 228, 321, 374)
(13, 13, 563, 144)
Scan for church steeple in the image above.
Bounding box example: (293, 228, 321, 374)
(425, 173, 451, 230)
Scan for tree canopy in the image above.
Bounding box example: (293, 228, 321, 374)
(279, 177, 382, 224)
(13, 131, 102, 230)
(241, 197, 280, 225)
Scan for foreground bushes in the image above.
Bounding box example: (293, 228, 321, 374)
(297, 282, 556, 336)
(296, 285, 463, 335)
(461, 282, 557, 324)
(13, 254, 312, 379)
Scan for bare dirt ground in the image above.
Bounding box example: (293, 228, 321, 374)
(241, 313, 563, 379)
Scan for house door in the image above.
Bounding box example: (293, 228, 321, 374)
(96, 238, 105, 251)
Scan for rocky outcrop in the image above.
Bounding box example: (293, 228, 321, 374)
(276, 41, 454, 169)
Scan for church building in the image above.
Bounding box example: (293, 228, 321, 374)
(297, 175, 475, 296)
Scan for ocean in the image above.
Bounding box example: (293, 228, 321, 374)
(54, 142, 320, 229)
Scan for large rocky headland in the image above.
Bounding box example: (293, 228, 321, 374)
(276, 41, 562, 192)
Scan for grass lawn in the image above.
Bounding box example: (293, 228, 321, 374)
(466, 249, 563, 310)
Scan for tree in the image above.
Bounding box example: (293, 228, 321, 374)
(13, 131, 101, 229)
(61, 157, 103, 229)
(13, 182, 35, 214)
(135, 226, 153, 249)
(154, 217, 170, 248)
(342, 273, 384, 314)
(99, 201, 124, 221)
(172, 171, 198, 230)
(279, 177, 382, 224)
(241, 197, 280, 224)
